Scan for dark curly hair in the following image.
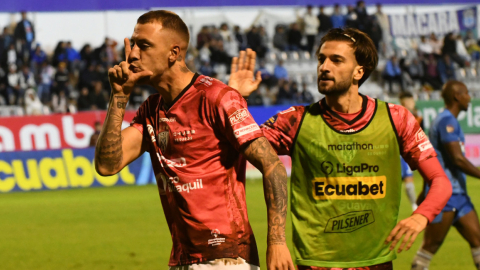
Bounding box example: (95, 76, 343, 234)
(316, 28, 378, 87)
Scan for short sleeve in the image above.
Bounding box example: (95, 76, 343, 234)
(437, 117, 461, 144)
(261, 106, 305, 156)
(212, 87, 264, 151)
(389, 104, 436, 170)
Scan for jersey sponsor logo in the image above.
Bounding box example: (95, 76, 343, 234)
(446, 125, 455, 133)
(208, 229, 226, 246)
(336, 163, 380, 175)
(159, 117, 176, 123)
(327, 143, 373, 151)
(324, 210, 375, 233)
(415, 129, 427, 142)
(320, 161, 334, 175)
(418, 140, 433, 152)
(199, 76, 213, 87)
(262, 115, 278, 126)
(233, 124, 260, 138)
(157, 173, 203, 193)
(229, 109, 249, 126)
(147, 124, 156, 142)
(173, 129, 196, 143)
(279, 107, 295, 114)
(340, 128, 357, 133)
(156, 153, 187, 168)
(312, 176, 386, 200)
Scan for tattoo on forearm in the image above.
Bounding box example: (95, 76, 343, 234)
(117, 102, 127, 109)
(95, 95, 125, 173)
(243, 137, 288, 245)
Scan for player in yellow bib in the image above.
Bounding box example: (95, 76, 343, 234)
(229, 28, 452, 269)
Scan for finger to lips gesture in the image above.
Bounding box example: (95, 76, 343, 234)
(385, 213, 428, 253)
(228, 48, 262, 97)
(108, 38, 153, 95)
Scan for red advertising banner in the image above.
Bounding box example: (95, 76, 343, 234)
(0, 111, 136, 152)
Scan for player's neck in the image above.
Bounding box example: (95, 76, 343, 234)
(446, 105, 461, 118)
(324, 89, 363, 114)
(153, 66, 195, 106)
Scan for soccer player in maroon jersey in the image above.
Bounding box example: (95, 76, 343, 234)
(230, 28, 452, 270)
(94, 10, 294, 270)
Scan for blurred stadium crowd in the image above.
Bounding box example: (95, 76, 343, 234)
(1, 3, 480, 116)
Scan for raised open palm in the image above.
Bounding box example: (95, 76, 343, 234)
(228, 49, 262, 97)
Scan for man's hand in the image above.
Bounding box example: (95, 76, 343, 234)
(108, 38, 152, 96)
(267, 244, 295, 270)
(229, 49, 262, 97)
(385, 213, 428, 253)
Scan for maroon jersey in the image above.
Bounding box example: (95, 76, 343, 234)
(261, 94, 447, 222)
(131, 74, 262, 266)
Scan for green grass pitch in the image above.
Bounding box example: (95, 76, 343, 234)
(1, 172, 478, 269)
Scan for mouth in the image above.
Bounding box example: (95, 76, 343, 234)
(130, 65, 143, 73)
(319, 77, 334, 83)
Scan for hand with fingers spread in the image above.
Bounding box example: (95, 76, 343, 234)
(385, 213, 428, 253)
(228, 48, 262, 97)
(108, 38, 153, 96)
(267, 244, 295, 270)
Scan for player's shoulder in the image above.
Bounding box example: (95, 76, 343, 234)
(436, 109, 457, 127)
(194, 75, 242, 104)
(277, 105, 306, 116)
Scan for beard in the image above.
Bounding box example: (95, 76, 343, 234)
(318, 77, 352, 96)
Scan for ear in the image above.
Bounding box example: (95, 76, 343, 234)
(353, 66, 364, 81)
(169, 45, 181, 63)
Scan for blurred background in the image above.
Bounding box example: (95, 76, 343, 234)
(0, 0, 480, 269)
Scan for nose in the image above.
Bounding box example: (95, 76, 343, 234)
(128, 44, 140, 63)
(318, 58, 331, 74)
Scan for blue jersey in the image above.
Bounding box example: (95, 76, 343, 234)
(401, 156, 413, 179)
(429, 109, 466, 194)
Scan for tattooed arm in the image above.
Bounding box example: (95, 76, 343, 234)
(242, 137, 294, 270)
(94, 38, 152, 176)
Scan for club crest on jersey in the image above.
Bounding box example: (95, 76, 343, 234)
(157, 125, 169, 152)
(208, 229, 225, 246)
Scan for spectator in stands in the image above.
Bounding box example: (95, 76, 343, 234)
(465, 30, 480, 62)
(2, 43, 17, 69)
(423, 54, 443, 90)
(0, 67, 8, 105)
(210, 39, 232, 65)
(224, 35, 239, 57)
(198, 60, 213, 76)
(37, 61, 54, 102)
(298, 82, 315, 104)
(19, 65, 35, 90)
(129, 86, 145, 110)
(354, 1, 369, 32)
(274, 60, 289, 80)
(246, 26, 263, 55)
(0, 27, 14, 56)
(374, 4, 390, 56)
(14, 12, 35, 60)
(30, 44, 47, 72)
(219, 23, 232, 42)
(78, 64, 97, 91)
(233, 25, 247, 51)
(418, 36, 433, 56)
(197, 26, 212, 50)
(442, 32, 466, 67)
(346, 5, 358, 28)
(273, 25, 288, 51)
(89, 81, 107, 110)
(53, 61, 69, 96)
(89, 121, 102, 147)
(455, 34, 471, 63)
(437, 54, 456, 84)
(7, 64, 23, 105)
(331, 4, 346, 29)
(276, 79, 295, 105)
(316, 6, 331, 39)
(383, 55, 403, 93)
(429, 33, 442, 56)
(66, 41, 81, 70)
(258, 60, 277, 89)
(24, 88, 43, 115)
(210, 26, 222, 41)
(80, 44, 95, 69)
(52, 41, 67, 67)
(77, 87, 92, 111)
(287, 22, 303, 51)
(303, 5, 320, 53)
(367, 17, 383, 51)
(407, 58, 425, 87)
(52, 89, 68, 113)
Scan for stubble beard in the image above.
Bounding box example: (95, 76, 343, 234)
(318, 78, 352, 97)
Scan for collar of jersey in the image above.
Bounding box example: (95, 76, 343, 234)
(161, 73, 200, 112)
(320, 93, 368, 125)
